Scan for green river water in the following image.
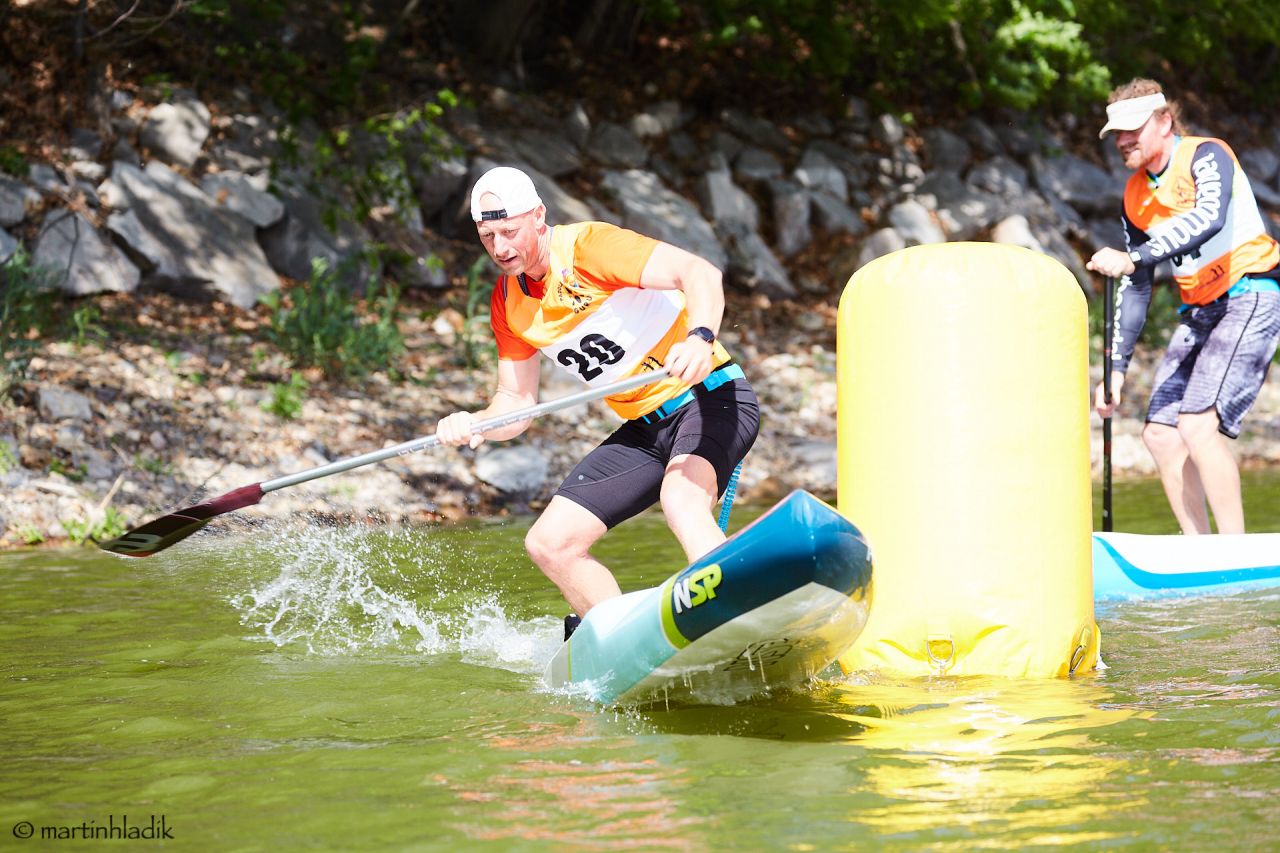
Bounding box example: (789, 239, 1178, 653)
(3, 472, 1278, 851)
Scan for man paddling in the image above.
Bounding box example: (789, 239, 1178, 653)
(435, 166, 759, 635)
(1087, 79, 1280, 533)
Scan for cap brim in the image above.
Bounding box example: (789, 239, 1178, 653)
(1099, 114, 1153, 139)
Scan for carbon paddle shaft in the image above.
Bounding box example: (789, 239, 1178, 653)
(260, 367, 671, 493)
(1102, 276, 1114, 533)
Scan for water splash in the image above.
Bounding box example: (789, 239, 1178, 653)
(227, 520, 563, 676)
(231, 523, 444, 654)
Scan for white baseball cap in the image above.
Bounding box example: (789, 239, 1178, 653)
(470, 166, 543, 222)
(1098, 93, 1167, 139)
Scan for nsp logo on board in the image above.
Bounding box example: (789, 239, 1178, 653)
(671, 564, 722, 614)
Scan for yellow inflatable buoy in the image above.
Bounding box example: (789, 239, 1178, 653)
(836, 243, 1099, 678)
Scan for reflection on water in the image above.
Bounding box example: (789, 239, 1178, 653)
(830, 675, 1143, 845)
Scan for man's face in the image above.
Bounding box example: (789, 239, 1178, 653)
(1114, 112, 1173, 172)
(475, 194, 545, 277)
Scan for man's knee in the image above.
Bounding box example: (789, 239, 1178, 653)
(525, 520, 572, 571)
(1142, 421, 1184, 456)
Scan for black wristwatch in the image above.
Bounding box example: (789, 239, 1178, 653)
(686, 326, 716, 344)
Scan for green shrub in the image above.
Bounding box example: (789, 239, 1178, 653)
(0, 248, 57, 400)
(262, 371, 308, 420)
(260, 257, 404, 380)
(60, 507, 128, 545)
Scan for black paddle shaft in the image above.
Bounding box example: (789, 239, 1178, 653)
(1102, 276, 1114, 533)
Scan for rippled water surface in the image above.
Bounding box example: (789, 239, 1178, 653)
(2, 473, 1278, 851)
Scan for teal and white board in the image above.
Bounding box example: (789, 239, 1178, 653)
(1093, 532, 1280, 600)
(543, 490, 873, 706)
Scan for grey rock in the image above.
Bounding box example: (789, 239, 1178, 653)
(666, 132, 699, 162)
(887, 200, 946, 245)
(475, 445, 549, 496)
(1086, 216, 1126, 253)
(141, 93, 212, 167)
(960, 117, 1005, 158)
(600, 169, 727, 269)
(845, 97, 871, 132)
(858, 228, 907, 268)
(698, 170, 759, 234)
(67, 128, 103, 162)
(587, 121, 649, 169)
(68, 160, 106, 183)
(1251, 179, 1280, 210)
(872, 114, 905, 147)
(782, 439, 837, 492)
(1239, 146, 1280, 184)
(996, 118, 1041, 158)
(720, 224, 795, 298)
(734, 147, 784, 183)
(37, 386, 94, 421)
(565, 103, 591, 149)
(412, 149, 469, 220)
(810, 192, 866, 236)
(794, 147, 848, 202)
(967, 156, 1031, 198)
(28, 164, 66, 194)
(34, 210, 140, 296)
(209, 113, 280, 173)
(630, 101, 685, 138)
(0, 173, 39, 227)
(105, 160, 277, 307)
(111, 137, 142, 167)
(792, 113, 834, 137)
(991, 214, 1045, 254)
(1031, 152, 1120, 216)
(513, 128, 583, 177)
(711, 130, 745, 163)
(720, 109, 792, 152)
(768, 179, 813, 257)
(808, 140, 874, 189)
(200, 171, 285, 228)
(917, 172, 1006, 241)
(259, 168, 370, 284)
(0, 228, 17, 263)
(922, 127, 972, 173)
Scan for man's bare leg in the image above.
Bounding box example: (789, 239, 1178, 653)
(1177, 410, 1245, 533)
(660, 454, 725, 562)
(525, 496, 615, 616)
(1143, 421, 1211, 533)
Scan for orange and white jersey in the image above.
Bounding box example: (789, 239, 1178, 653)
(1123, 135, 1280, 305)
(490, 221, 731, 421)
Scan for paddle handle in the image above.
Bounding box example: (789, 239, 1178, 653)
(261, 367, 671, 494)
(1102, 276, 1114, 533)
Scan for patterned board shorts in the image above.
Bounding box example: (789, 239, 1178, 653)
(1147, 290, 1280, 438)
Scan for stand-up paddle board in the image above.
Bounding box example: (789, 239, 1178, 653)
(543, 490, 873, 707)
(1093, 532, 1280, 599)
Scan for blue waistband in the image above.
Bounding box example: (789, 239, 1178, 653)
(636, 363, 745, 425)
(1180, 276, 1280, 312)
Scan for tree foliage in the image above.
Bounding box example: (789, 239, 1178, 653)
(635, 0, 1280, 112)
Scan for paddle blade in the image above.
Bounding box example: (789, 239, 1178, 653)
(99, 483, 265, 557)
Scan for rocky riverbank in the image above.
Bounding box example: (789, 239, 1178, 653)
(4, 85, 1280, 550)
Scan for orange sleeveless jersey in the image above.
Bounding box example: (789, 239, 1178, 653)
(1124, 135, 1280, 305)
(490, 221, 731, 421)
